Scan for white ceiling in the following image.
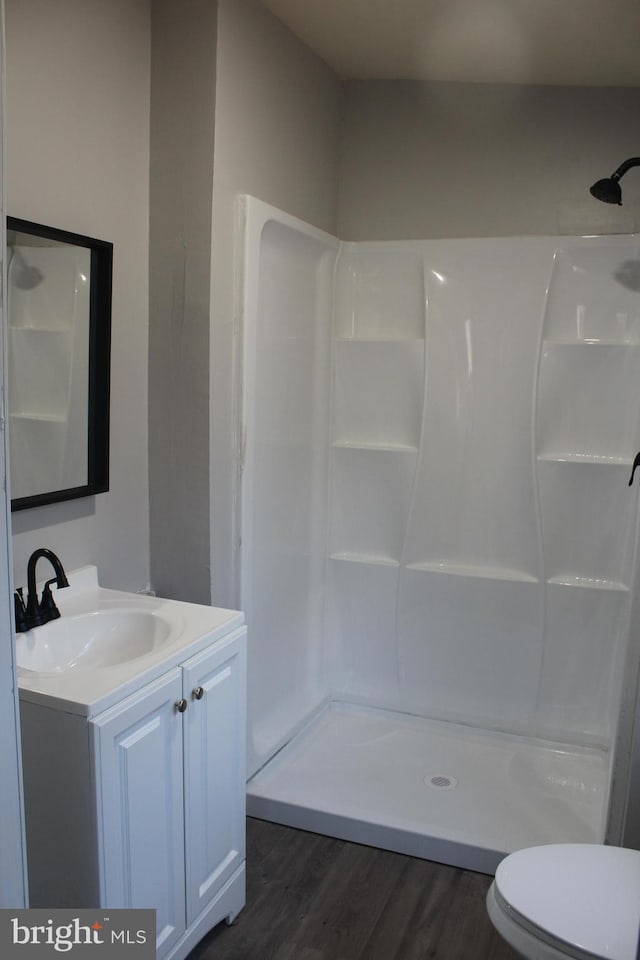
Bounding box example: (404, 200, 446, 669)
(260, 0, 640, 87)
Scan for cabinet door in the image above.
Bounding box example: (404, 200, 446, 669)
(92, 669, 186, 958)
(182, 629, 246, 924)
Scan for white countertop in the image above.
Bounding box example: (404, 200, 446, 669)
(16, 566, 245, 718)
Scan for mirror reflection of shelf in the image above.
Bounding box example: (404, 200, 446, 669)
(10, 326, 73, 337)
(10, 412, 67, 423)
(9, 326, 74, 420)
(9, 414, 70, 499)
(10, 324, 73, 333)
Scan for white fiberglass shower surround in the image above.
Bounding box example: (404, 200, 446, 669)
(239, 195, 640, 873)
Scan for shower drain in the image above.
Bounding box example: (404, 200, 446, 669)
(424, 774, 458, 790)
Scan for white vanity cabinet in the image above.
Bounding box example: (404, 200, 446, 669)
(19, 619, 246, 960)
(93, 629, 246, 958)
(93, 667, 187, 956)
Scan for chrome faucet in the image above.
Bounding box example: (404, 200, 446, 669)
(14, 548, 70, 633)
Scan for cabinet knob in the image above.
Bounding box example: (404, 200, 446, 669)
(176, 698, 188, 714)
(193, 686, 205, 701)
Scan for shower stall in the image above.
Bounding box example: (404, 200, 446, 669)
(238, 195, 640, 872)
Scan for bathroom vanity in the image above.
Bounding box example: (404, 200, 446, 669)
(16, 566, 246, 960)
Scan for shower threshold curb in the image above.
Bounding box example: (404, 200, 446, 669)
(246, 793, 505, 874)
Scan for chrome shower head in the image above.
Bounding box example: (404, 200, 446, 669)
(590, 157, 640, 206)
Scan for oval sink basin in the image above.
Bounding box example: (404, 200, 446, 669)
(16, 609, 175, 673)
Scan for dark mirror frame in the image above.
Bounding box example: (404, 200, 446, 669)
(7, 217, 113, 512)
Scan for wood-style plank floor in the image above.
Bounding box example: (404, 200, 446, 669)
(190, 818, 518, 960)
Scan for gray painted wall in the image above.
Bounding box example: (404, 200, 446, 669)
(6, 0, 151, 592)
(148, 0, 217, 603)
(337, 80, 640, 240)
(210, 0, 343, 606)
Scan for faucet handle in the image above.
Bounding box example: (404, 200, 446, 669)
(14, 589, 29, 633)
(38, 579, 62, 625)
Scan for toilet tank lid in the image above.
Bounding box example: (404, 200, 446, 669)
(494, 844, 640, 960)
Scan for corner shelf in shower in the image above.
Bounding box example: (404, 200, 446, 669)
(542, 338, 640, 347)
(335, 336, 425, 343)
(329, 445, 418, 562)
(536, 339, 640, 467)
(404, 561, 538, 583)
(536, 454, 634, 589)
(547, 575, 628, 592)
(330, 552, 400, 568)
(537, 453, 632, 466)
(332, 441, 418, 453)
(332, 338, 425, 453)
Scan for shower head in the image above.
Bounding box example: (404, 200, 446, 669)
(590, 157, 640, 206)
(8, 247, 44, 290)
(590, 176, 622, 205)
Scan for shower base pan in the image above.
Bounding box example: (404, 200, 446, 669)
(246, 702, 609, 874)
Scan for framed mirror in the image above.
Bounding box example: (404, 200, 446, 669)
(7, 217, 112, 511)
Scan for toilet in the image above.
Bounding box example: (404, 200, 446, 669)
(486, 844, 640, 960)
